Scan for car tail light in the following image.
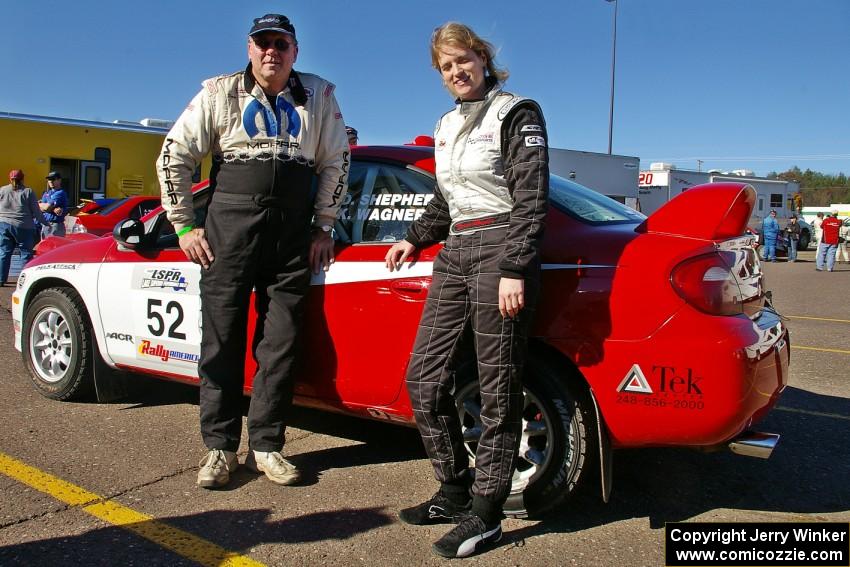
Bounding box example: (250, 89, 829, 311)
(670, 252, 745, 316)
(69, 218, 87, 234)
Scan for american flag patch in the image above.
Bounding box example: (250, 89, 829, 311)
(334, 112, 342, 120)
(324, 84, 335, 97)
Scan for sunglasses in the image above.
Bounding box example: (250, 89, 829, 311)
(253, 37, 293, 52)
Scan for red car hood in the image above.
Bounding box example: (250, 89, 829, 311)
(36, 233, 104, 256)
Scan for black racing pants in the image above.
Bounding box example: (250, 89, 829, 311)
(406, 227, 539, 514)
(198, 192, 311, 453)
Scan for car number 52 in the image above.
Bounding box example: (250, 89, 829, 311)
(146, 298, 186, 340)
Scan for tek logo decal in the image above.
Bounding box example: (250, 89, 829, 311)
(524, 135, 546, 148)
(617, 364, 653, 394)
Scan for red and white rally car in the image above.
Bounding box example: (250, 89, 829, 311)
(11, 143, 789, 518)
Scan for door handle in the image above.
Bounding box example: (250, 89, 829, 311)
(390, 278, 430, 300)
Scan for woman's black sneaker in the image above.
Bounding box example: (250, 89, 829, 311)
(432, 514, 502, 558)
(398, 491, 471, 525)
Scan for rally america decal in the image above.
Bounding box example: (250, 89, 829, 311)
(137, 338, 200, 366)
(616, 364, 706, 410)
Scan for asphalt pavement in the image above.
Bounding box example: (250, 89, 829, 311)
(0, 249, 847, 566)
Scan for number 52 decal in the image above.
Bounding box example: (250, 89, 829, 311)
(147, 298, 186, 340)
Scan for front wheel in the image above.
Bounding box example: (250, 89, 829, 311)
(798, 230, 810, 251)
(22, 288, 95, 401)
(455, 355, 596, 518)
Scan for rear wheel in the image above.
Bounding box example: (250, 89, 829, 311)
(455, 355, 595, 518)
(22, 288, 95, 401)
(798, 230, 810, 251)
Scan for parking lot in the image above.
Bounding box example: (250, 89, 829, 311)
(0, 249, 847, 567)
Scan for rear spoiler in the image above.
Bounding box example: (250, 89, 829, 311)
(637, 182, 756, 240)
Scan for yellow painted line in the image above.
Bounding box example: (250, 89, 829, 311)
(787, 315, 850, 324)
(794, 345, 850, 355)
(775, 406, 850, 422)
(0, 451, 265, 567)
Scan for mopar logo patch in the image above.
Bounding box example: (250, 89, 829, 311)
(243, 97, 301, 138)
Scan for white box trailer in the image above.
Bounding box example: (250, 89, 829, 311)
(549, 148, 640, 209)
(639, 165, 800, 224)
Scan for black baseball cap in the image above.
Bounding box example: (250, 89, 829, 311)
(249, 14, 296, 39)
(46, 171, 61, 180)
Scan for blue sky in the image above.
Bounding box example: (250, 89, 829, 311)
(2, 0, 848, 176)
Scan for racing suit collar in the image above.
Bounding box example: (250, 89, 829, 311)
(243, 63, 308, 106)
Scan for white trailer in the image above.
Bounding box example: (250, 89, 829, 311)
(639, 164, 800, 222)
(550, 148, 640, 209)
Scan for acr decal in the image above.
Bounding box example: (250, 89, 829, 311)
(617, 364, 653, 394)
(137, 339, 200, 365)
(525, 135, 546, 148)
(106, 332, 134, 343)
(496, 96, 526, 120)
(520, 124, 543, 133)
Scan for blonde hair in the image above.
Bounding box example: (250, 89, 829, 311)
(430, 22, 508, 83)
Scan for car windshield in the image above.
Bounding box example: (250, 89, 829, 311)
(549, 174, 645, 225)
(93, 198, 129, 215)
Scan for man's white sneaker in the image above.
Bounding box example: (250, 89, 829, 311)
(246, 450, 301, 485)
(197, 449, 238, 489)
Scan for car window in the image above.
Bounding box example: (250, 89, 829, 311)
(94, 197, 129, 215)
(336, 161, 435, 244)
(128, 199, 161, 220)
(146, 189, 211, 248)
(549, 174, 645, 225)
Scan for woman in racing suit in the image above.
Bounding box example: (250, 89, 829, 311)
(385, 22, 549, 559)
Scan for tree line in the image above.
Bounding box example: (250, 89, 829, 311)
(767, 166, 850, 206)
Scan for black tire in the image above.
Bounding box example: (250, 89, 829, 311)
(798, 230, 810, 251)
(455, 355, 595, 518)
(21, 288, 95, 401)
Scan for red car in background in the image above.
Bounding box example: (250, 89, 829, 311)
(66, 195, 162, 236)
(12, 143, 788, 518)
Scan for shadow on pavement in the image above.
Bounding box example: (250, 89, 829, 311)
(504, 385, 849, 546)
(0, 507, 392, 566)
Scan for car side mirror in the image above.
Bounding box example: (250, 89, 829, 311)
(113, 218, 146, 249)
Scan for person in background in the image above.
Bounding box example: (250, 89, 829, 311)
(813, 211, 825, 244)
(816, 211, 842, 272)
(345, 125, 358, 146)
(783, 215, 801, 262)
(39, 171, 68, 238)
(158, 13, 349, 489)
(0, 170, 46, 285)
(837, 218, 850, 264)
(761, 210, 780, 262)
(385, 22, 549, 559)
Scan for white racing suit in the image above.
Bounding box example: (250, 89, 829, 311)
(404, 82, 549, 523)
(157, 65, 349, 453)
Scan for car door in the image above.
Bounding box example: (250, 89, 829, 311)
(96, 191, 209, 378)
(299, 159, 441, 408)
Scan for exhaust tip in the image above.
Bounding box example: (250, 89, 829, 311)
(729, 431, 779, 459)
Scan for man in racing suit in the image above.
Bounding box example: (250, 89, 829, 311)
(158, 14, 349, 489)
(385, 22, 548, 558)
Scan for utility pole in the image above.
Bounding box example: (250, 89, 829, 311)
(697, 159, 703, 172)
(606, 0, 618, 155)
